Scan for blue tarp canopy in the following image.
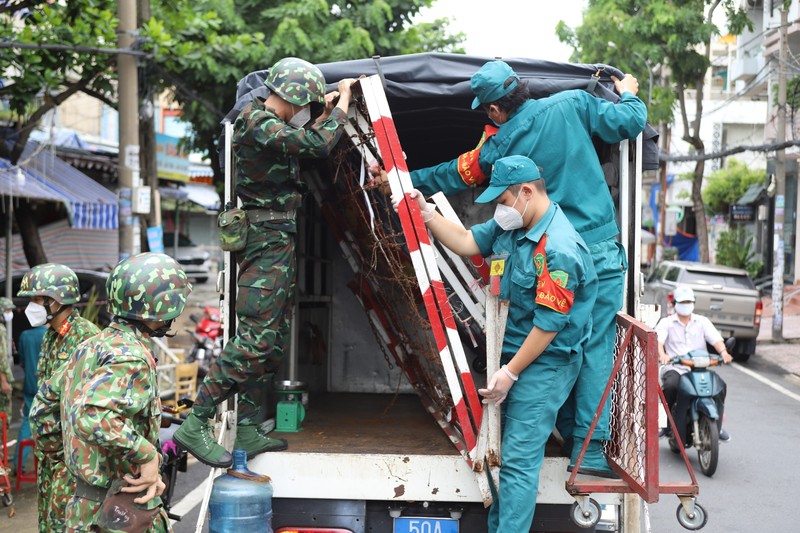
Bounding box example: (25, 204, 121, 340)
(9, 142, 119, 230)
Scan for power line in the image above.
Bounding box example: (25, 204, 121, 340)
(0, 41, 150, 57)
(660, 138, 800, 162)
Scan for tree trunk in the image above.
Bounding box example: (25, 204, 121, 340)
(14, 201, 48, 266)
(692, 154, 709, 262)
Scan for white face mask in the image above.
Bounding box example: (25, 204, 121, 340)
(25, 302, 48, 327)
(674, 302, 694, 316)
(3, 311, 12, 323)
(492, 191, 528, 231)
(288, 106, 311, 129)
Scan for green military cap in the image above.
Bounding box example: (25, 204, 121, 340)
(470, 60, 520, 110)
(475, 155, 543, 204)
(17, 263, 80, 304)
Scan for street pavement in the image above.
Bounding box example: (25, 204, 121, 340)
(1, 283, 798, 531)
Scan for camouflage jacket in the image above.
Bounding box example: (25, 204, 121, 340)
(232, 97, 347, 231)
(62, 318, 163, 507)
(30, 310, 101, 455)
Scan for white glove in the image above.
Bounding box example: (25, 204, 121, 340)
(478, 365, 518, 406)
(391, 189, 436, 222)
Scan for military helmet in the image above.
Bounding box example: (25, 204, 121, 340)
(0, 297, 14, 312)
(17, 263, 81, 305)
(106, 252, 192, 322)
(264, 57, 326, 107)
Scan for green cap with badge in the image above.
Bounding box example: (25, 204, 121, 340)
(475, 155, 542, 204)
(470, 60, 521, 110)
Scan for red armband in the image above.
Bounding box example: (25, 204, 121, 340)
(457, 125, 498, 186)
(533, 235, 575, 314)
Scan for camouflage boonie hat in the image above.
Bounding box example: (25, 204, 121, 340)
(17, 263, 81, 305)
(107, 252, 192, 322)
(264, 57, 326, 107)
(0, 297, 13, 312)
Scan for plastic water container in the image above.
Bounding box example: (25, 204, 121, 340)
(209, 448, 273, 532)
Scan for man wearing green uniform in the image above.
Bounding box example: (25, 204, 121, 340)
(175, 57, 357, 468)
(397, 155, 597, 532)
(18, 264, 101, 531)
(60, 252, 191, 531)
(0, 298, 14, 423)
(409, 60, 647, 476)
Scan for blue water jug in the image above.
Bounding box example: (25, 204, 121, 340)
(209, 448, 273, 532)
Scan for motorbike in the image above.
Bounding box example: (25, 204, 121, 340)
(667, 338, 735, 477)
(186, 305, 223, 378)
(160, 401, 192, 521)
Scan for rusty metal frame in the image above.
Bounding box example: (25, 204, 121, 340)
(565, 312, 700, 503)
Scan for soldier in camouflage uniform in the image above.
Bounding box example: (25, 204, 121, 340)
(0, 297, 15, 422)
(18, 264, 101, 532)
(60, 253, 191, 532)
(174, 57, 356, 468)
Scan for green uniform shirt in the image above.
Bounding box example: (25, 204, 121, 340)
(232, 98, 348, 232)
(411, 90, 647, 246)
(62, 319, 162, 506)
(30, 310, 101, 455)
(471, 203, 598, 358)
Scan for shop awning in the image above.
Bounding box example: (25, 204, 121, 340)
(0, 159, 65, 202)
(14, 142, 119, 230)
(736, 183, 766, 205)
(159, 183, 220, 212)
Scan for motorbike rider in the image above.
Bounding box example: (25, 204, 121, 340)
(655, 286, 733, 442)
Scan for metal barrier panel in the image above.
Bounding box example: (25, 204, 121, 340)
(567, 312, 662, 503)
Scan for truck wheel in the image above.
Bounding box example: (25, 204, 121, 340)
(570, 498, 601, 529)
(732, 338, 755, 363)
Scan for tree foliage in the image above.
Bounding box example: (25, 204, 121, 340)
(556, 0, 754, 262)
(0, 0, 463, 264)
(141, 0, 465, 176)
(702, 159, 764, 215)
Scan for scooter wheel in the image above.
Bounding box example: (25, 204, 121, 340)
(2, 492, 12, 507)
(676, 501, 708, 530)
(570, 498, 601, 529)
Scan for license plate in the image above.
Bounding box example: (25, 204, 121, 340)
(394, 516, 459, 533)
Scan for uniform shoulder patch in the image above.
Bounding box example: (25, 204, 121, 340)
(550, 270, 569, 288)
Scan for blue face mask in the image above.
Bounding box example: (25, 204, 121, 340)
(492, 191, 528, 230)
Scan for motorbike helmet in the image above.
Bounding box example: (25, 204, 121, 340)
(17, 263, 81, 305)
(106, 252, 192, 322)
(264, 57, 326, 107)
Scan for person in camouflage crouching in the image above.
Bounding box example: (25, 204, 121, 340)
(59, 252, 191, 532)
(174, 57, 357, 468)
(0, 297, 15, 422)
(18, 264, 101, 532)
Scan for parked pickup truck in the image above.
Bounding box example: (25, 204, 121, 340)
(642, 260, 763, 362)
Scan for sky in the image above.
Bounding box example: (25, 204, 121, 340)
(413, 0, 588, 63)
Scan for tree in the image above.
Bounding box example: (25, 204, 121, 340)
(702, 158, 764, 215)
(0, 0, 463, 264)
(557, 0, 752, 262)
(141, 0, 464, 183)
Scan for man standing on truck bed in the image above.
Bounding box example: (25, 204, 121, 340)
(394, 155, 597, 533)
(174, 57, 358, 468)
(408, 60, 647, 477)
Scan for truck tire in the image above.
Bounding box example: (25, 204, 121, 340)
(732, 338, 756, 363)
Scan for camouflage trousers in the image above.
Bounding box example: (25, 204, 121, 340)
(194, 225, 296, 422)
(65, 496, 172, 532)
(36, 452, 72, 531)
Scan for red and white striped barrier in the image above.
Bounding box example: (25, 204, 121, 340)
(359, 75, 483, 451)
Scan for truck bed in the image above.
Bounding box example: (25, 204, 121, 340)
(274, 392, 456, 455)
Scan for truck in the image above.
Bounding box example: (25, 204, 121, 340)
(641, 259, 763, 362)
(210, 52, 661, 533)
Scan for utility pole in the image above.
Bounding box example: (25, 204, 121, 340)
(656, 124, 670, 264)
(772, 7, 788, 341)
(118, 0, 140, 259)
